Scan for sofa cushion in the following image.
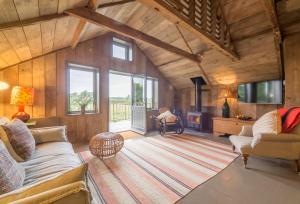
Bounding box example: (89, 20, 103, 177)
(0, 140, 25, 195)
(1, 119, 35, 161)
(252, 110, 282, 147)
(21, 142, 82, 186)
(291, 122, 300, 135)
(0, 164, 88, 204)
(30, 126, 68, 144)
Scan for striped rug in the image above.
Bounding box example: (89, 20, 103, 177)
(79, 134, 238, 204)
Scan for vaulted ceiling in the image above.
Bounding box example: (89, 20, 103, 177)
(0, 0, 299, 89)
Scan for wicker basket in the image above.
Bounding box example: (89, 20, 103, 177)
(89, 132, 124, 159)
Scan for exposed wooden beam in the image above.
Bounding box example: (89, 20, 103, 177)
(71, 0, 99, 48)
(135, 0, 239, 60)
(71, 19, 87, 48)
(0, 13, 67, 30)
(66, 7, 200, 63)
(157, 58, 183, 67)
(98, 0, 135, 9)
(176, 25, 211, 86)
(261, 0, 283, 78)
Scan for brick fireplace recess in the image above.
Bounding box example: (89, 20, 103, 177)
(187, 77, 210, 131)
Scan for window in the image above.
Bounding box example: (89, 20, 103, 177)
(67, 63, 99, 114)
(112, 37, 133, 61)
(146, 78, 158, 110)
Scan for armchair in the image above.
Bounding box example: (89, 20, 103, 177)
(230, 125, 300, 173)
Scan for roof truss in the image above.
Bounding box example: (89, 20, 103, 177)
(261, 0, 283, 77)
(66, 7, 200, 63)
(71, 0, 99, 48)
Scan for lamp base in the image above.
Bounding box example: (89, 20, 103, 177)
(222, 98, 230, 118)
(12, 111, 30, 123)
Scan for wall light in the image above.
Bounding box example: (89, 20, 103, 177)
(0, 81, 9, 90)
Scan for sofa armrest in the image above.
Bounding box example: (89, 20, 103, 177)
(239, 125, 253, 137)
(30, 126, 68, 144)
(260, 133, 300, 142)
(11, 181, 90, 204)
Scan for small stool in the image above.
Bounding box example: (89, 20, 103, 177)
(89, 132, 124, 159)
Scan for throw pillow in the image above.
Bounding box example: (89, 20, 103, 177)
(0, 163, 88, 203)
(1, 119, 35, 161)
(252, 110, 282, 147)
(0, 140, 25, 195)
(157, 110, 177, 123)
(30, 126, 68, 144)
(0, 117, 24, 162)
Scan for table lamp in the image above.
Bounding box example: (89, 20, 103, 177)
(10, 86, 34, 122)
(220, 88, 234, 118)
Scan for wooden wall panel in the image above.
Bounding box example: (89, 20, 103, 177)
(45, 53, 57, 117)
(0, 34, 174, 142)
(284, 32, 300, 107)
(32, 57, 45, 118)
(2, 66, 18, 118)
(175, 84, 279, 125)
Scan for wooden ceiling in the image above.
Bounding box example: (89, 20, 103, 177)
(0, 0, 297, 89)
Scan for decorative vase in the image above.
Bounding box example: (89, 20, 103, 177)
(81, 105, 86, 114)
(222, 98, 230, 118)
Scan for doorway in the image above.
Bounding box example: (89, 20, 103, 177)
(109, 72, 132, 132)
(109, 71, 148, 134)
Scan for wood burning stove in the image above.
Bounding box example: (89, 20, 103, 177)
(187, 77, 210, 131)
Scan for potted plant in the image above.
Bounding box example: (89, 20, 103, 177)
(75, 90, 93, 114)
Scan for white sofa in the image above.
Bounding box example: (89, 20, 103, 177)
(230, 124, 300, 173)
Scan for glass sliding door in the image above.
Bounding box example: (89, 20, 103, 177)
(131, 75, 147, 134)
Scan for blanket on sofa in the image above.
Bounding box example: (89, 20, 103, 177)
(279, 107, 300, 133)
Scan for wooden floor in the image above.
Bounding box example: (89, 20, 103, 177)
(74, 129, 300, 204)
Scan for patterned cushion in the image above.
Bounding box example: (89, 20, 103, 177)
(0, 140, 25, 194)
(1, 119, 35, 161)
(252, 110, 282, 147)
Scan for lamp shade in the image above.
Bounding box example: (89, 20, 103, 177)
(219, 87, 235, 99)
(0, 81, 9, 90)
(10, 86, 34, 106)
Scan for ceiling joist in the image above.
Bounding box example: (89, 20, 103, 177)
(66, 7, 200, 63)
(135, 0, 239, 61)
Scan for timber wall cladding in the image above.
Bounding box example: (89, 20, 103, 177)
(0, 34, 174, 142)
(284, 32, 300, 107)
(175, 85, 278, 120)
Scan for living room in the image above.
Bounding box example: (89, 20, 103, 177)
(0, 0, 300, 204)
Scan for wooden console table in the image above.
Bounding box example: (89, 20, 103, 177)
(213, 117, 255, 136)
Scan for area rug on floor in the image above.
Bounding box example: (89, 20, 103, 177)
(79, 134, 238, 204)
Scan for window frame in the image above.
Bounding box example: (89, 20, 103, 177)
(112, 37, 133, 61)
(146, 77, 159, 110)
(66, 63, 100, 115)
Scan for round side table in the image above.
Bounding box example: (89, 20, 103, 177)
(89, 132, 124, 159)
